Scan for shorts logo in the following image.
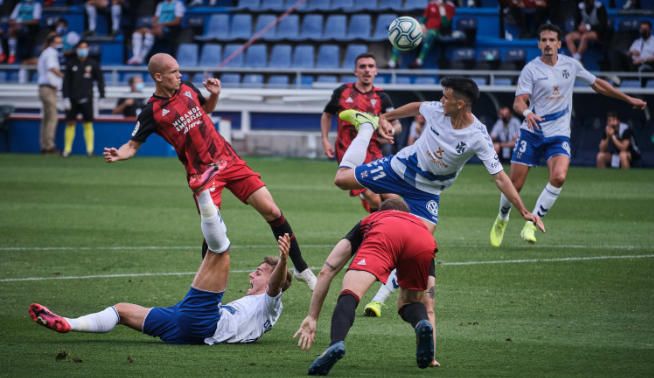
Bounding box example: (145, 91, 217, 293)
(131, 121, 140, 137)
(562, 141, 570, 155)
(426, 200, 439, 217)
(357, 259, 367, 266)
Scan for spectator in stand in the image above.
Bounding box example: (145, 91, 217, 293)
(406, 114, 425, 146)
(388, 0, 456, 69)
(596, 112, 641, 169)
(627, 20, 654, 87)
(502, 0, 549, 39)
(5, 0, 42, 64)
(489, 106, 521, 163)
(37, 33, 64, 155)
(53, 18, 81, 62)
(564, 0, 608, 62)
(127, 0, 185, 64)
(84, 0, 124, 37)
(112, 75, 146, 117)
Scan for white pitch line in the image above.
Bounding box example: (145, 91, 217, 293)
(2, 254, 654, 283)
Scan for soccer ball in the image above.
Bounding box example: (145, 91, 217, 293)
(387, 16, 423, 51)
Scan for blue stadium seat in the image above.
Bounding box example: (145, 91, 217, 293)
(404, 0, 428, 11)
(470, 76, 487, 86)
(268, 75, 289, 88)
(371, 13, 397, 41)
(316, 44, 340, 69)
(293, 44, 315, 68)
(620, 79, 641, 88)
(236, 0, 261, 10)
(300, 14, 324, 41)
(255, 14, 277, 41)
(378, 0, 404, 11)
(455, 17, 478, 44)
(476, 47, 500, 70)
(222, 44, 245, 68)
(317, 75, 338, 83)
(415, 76, 437, 85)
(221, 73, 241, 87)
(450, 47, 476, 69)
(177, 43, 199, 67)
(500, 47, 526, 70)
(270, 14, 299, 41)
(197, 14, 229, 41)
(261, 0, 285, 11)
(347, 14, 371, 41)
(228, 14, 253, 41)
(245, 44, 267, 67)
(296, 0, 330, 12)
(322, 15, 347, 41)
(269, 44, 292, 68)
(340, 75, 356, 83)
(395, 75, 412, 84)
(242, 74, 264, 88)
(199, 44, 222, 67)
(331, 0, 354, 10)
(350, 0, 377, 11)
(342, 44, 367, 68)
(493, 77, 512, 86)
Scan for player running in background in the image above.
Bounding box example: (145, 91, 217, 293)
(489, 23, 647, 247)
(321, 53, 401, 212)
(30, 229, 292, 345)
(294, 198, 438, 375)
(333, 77, 544, 318)
(103, 53, 316, 290)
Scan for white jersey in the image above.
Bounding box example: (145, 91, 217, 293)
(516, 55, 596, 138)
(204, 292, 283, 345)
(390, 101, 502, 195)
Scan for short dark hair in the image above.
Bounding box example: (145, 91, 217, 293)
(354, 53, 376, 67)
(380, 197, 410, 212)
(45, 32, 59, 46)
(262, 256, 292, 292)
(607, 112, 619, 119)
(56, 17, 68, 26)
(641, 20, 652, 29)
(128, 75, 141, 85)
(537, 23, 562, 40)
(440, 77, 480, 106)
(76, 39, 89, 48)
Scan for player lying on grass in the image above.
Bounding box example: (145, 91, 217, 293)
(294, 198, 438, 375)
(331, 77, 545, 318)
(103, 53, 316, 290)
(29, 228, 292, 345)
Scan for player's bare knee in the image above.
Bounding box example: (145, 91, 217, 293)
(550, 175, 566, 188)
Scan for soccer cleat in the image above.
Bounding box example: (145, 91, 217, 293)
(188, 165, 219, 193)
(308, 341, 345, 376)
(294, 268, 317, 291)
(363, 301, 384, 317)
(415, 320, 434, 369)
(29, 303, 71, 333)
(520, 221, 537, 244)
(490, 216, 508, 247)
(338, 110, 379, 131)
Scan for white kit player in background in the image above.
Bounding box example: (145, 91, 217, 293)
(29, 227, 293, 346)
(489, 23, 647, 247)
(332, 77, 544, 322)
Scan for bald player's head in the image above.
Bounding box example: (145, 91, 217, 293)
(147, 53, 181, 93)
(148, 53, 175, 79)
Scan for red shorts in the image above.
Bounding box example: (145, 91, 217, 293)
(193, 159, 265, 208)
(348, 221, 435, 291)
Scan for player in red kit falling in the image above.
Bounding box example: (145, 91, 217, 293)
(103, 53, 316, 289)
(321, 53, 401, 212)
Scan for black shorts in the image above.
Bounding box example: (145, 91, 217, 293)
(66, 100, 94, 122)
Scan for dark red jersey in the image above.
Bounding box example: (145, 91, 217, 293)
(131, 82, 240, 181)
(323, 83, 394, 163)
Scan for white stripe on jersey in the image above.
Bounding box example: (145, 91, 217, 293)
(516, 54, 596, 138)
(390, 101, 502, 195)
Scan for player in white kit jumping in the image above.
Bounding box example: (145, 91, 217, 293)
(489, 23, 647, 247)
(29, 222, 293, 345)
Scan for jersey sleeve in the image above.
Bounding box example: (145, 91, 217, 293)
(573, 59, 597, 85)
(185, 81, 207, 105)
(130, 104, 157, 143)
(515, 65, 533, 97)
(476, 127, 503, 175)
(419, 101, 441, 117)
(263, 291, 283, 317)
(323, 85, 346, 114)
(378, 91, 395, 113)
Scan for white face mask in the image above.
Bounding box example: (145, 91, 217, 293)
(135, 82, 145, 92)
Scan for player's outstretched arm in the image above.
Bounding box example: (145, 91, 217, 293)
(493, 171, 545, 232)
(267, 234, 290, 297)
(103, 140, 142, 163)
(294, 239, 352, 350)
(591, 78, 647, 110)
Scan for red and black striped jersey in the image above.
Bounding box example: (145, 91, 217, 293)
(131, 81, 239, 180)
(323, 83, 394, 163)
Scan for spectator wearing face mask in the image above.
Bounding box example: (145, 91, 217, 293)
(62, 40, 105, 157)
(53, 18, 81, 60)
(489, 106, 521, 163)
(627, 20, 654, 87)
(113, 75, 146, 118)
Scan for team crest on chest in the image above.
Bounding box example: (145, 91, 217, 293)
(345, 97, 353, 103)
(562, 69, 570, 79)
(162, 108, 170, 116)
(456, 141, 467, 154)
(370, 99, 377, 107)
(184, 91, 193, 99)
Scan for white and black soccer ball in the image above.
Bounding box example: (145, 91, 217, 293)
(387, 16, 423, 51)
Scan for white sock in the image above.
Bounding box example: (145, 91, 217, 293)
(197, 190, 230, 253)
(339, 124, 374, 169)
(8, 38, 16, 55)
(372, 269, 398, 303)
(85, 4, 97, 32)
(65, 306, 119, 333)
(498, 193, 512, 221)
(111, 4, 121, 32)
(131, 32, 143, 59)
(533, 183, 562, 218)
(141, 32, 155, 60)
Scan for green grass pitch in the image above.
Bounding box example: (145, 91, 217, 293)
(1, 154, 653, 377)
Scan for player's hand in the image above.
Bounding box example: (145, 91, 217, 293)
(524, 112, 543, 130)
(522, 211, 545, 233)
(103, 147, 120, 163)
(293, 316, 317, 350)
(321, 138, 335, 159)
(277, 233, 290, 261)
(629, 97, 647, 111)
(606, 126, 615, 137)
(203, 78, 222, 96)
(377, 117, 395, 144)
(430, 359, 440, 368)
